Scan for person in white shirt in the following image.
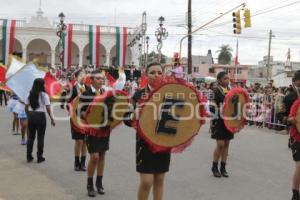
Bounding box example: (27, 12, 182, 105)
(25, 78, 55, 163)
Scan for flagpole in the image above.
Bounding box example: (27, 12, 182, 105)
(235, 38, 239, 83)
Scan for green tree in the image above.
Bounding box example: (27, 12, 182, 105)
(217, 45, 233, 64)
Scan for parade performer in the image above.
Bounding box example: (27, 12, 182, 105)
(283, 70, 300, 200)
(80, 68, 130, 197)
(124, 62, 205, 200)
(68, 69, 87, 172)
(210, 72, 249, 178)
(80, 69, 110, 197)
(25, 78, 55, 163)
(7, 92, 19, 135)
(14, 99, 28, 145)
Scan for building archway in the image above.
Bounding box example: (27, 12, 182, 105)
(0, 38, 23, 63)
(55, 42, 80, 66)
(26, 39, 51, 66)
(110, 45, 132, 67)
(82, 43, 107, 67)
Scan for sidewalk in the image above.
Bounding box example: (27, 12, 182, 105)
(0, 153, 75, 200)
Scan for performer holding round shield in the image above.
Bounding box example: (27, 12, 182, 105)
(124, 62, 205, 200)
(68, 69, 87, 172)
(210, 72, 249, 178)
(79, 69, 108, 197)
(283, 70, 300, 200)
(80, 68, 130, 197)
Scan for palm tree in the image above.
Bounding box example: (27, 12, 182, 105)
(217, 45, 233, 65)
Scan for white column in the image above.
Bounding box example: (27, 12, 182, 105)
(51, 50, 56, 67)
(106, 53, 110, 67)
(79, 51, 83, 67)
(22, 48, 27, 63)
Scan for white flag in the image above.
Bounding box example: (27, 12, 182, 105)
(5, 57, 25, 79)
(6, 63, 45, 102)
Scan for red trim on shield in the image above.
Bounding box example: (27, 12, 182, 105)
(84, 90, 130, 138)
(288, 97, 300, 142)
(132, 76, 207, 153)
(223, 87, 250, 134)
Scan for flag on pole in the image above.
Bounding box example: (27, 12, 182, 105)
(234, 39, 239, 66)
(6, 63, 45, 102)
(44, 72, 63, 97)
(115, 27, 128, 66)
(234, 39, 239, 82)
(89, 25, 101, 67)
(0, 64, 6, 83)
(63, 24, 73, 68)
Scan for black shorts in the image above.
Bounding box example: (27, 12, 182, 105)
(291, 138, 300, 162)
(86, 135, 110, 154)
(71, 127, 85, 140)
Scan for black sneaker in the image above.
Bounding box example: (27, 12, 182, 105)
(27, 155, 34, 163)
(37, 157, 45, 163)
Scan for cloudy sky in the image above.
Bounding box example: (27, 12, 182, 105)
(1, 0, 300, 65)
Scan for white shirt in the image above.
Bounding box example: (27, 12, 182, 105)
(25, 92, 50, 112)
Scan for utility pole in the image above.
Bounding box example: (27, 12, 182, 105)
(187, 0, 192, 75)
(266, 30, 273, 82)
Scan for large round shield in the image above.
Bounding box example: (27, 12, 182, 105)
(69, 96, 87, 133)
(289, 97, 300, 135)
(223, 87, 250, 134)
(85, 90, 130, 130)
(137, 81, 205, 153)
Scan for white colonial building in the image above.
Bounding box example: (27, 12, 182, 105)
(0, 7, 140, 68)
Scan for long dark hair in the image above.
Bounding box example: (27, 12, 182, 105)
(29, 78, 45, 110)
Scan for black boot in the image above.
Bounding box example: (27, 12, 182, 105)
(211, 162, 221, 178)
(292, 190, 300, 200)
(80, 156, 86, 171)
(87, 177, 96, 197)
(220, 162, 229, 177)
(96, 176, 105, 195)
(74, 156, 80, 171)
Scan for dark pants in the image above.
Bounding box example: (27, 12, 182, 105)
(27, 112, 47, 158)
(0, 90, 7, 106)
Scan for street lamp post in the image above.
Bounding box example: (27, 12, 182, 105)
(138, 43, 142, 67)
(155, 16, 168, 63)
(145, 36, 150, 66)
(56, 12, 66, 77)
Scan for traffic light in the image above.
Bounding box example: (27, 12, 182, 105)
(232, 10, 241, 34)
(244, 9, 251, 28)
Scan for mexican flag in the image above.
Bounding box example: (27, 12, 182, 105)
(62, 24, 73, 68)
(115, 27, 128, 67)
(1, 19, 16, 65)
(89, 25, 101, 67)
